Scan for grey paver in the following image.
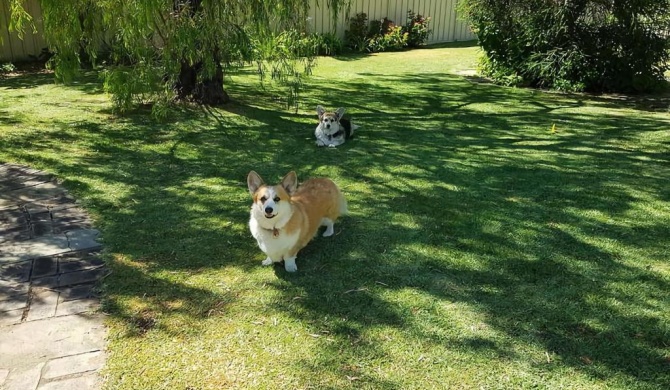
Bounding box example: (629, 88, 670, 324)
(2, 363, 44, 390)
(0, 260, 33, 282)
(0, 308, 24, 326)
(65, 229, 101, 251)
(0, 163, 106, 390)
(56, 298, 99, 316)
(0, 314, 105, 366)
(25, 288, 59, 321)
(58, 268, 107, 287)
(0, 235, 70, 263)
(0, 294, 28, 312)
(0, 182, 65, 210)
(31, 275, 59, 288)
(42, 351, 105, 380)
(0, 280, 30, 299)
(57, 284, 95, 302)
(37, 372, 100, 390)
(33, 257, 58, 278)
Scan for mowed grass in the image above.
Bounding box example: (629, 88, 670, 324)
(1, 43, 669, 389)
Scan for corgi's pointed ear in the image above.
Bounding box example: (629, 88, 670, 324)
(281, 171, 298, 195)
(335, 107, 346, 119)
(316, 105, 326, 118)
(247, 171, 264, 195)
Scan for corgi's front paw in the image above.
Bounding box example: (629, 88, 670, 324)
(262, 257, 273, 266)
(284, 257, 298, 272)
(316, 140, 326, 147)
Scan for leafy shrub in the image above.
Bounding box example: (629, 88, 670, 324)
(404, 11, 431, 48)
(310, 32, 344, 56)
(368, 26, 408, 52)
(344, 13, 369, 52)
(460, 0, 670, 93)
(0, 62, 17, 75)
(346, 12, 427, 53)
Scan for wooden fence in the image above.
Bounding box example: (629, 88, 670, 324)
(0, 0, 47, 62)
(1, 0, 475, 63)
(308, 0, 476, 44)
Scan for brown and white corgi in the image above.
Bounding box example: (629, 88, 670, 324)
(315, 105, 359, 147)
(247, 170, 347, 272)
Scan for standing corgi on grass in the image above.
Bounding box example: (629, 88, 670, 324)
(247, 170, 347, 272)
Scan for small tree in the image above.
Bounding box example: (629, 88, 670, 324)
(460, 0, 670, 93)
(8, 0, 350, 117)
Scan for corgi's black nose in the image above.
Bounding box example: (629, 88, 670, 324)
(265, 206, 273, 214)
(326, 124, 330, 129)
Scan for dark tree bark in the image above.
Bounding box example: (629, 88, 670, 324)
(177, 61, 230, 105)
(173, 0, 230, 105)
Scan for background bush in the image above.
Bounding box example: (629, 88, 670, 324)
(460, 0, 670, 93)
(345, 10, 431, 53)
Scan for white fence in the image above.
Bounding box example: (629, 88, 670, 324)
(308, 0, 476, 44)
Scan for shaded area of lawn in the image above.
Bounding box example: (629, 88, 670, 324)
(1, 48, 669, 389)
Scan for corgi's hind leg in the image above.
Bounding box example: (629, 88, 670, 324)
(321, 218, 334, 237)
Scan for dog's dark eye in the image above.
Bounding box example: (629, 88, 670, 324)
(260, 196, 267, 202)
(273, 197, 280, 202)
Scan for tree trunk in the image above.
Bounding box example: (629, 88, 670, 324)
(177, 61, 230, 105)
(173, 0, 230, 105)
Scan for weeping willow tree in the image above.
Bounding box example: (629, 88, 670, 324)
(8, 0, 350, 117)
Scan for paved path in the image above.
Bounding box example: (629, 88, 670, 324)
(0, 164, 107, 390)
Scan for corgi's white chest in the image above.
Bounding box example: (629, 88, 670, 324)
(249, 216, 300, 260)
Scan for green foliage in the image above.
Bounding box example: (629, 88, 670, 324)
(460, 0, 670, 93)
(367, 25, 408, 52)
(345, 11, 430, 53)
(0, 62, 17, 76)
(8, 0, 352, 117)
(305, 32, 344, 56)
(344, 12, 369, 52)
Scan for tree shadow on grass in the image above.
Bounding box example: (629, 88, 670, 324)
(1, 68, 669, 388)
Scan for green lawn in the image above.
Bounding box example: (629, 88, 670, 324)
(1, 43, 669, 389)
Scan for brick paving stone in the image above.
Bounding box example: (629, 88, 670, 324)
(42, 351, 105, 380)
(2, 363, 44, 390)
(25, 288, 59, 321)
(24, 203, 51, 215)
(56, 298, 99, 316)
(57, 284, 95, 302)
(65, 229, 100, 251)
(34, 195, 78, 212)
(0, 280, 30, 299)
(59, 256, 104, 274)
(0, 294, 28, 312)
(59, 268, 107, 287)
(0, 182, 65, 210)
(33, 221, 54, 236)
(0, 308, 24, 326)
(0, 225, 32, 243)
(0, 260, 33, 282)
(0, 163, 105, 390)
(0, 208, 27, 224)
(37, 373, 100, 390)
(33, 257, 58, 278)
(31, 275, 59, 288)
(0, 235, 70, 262)
(0, 315, 105, 366)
